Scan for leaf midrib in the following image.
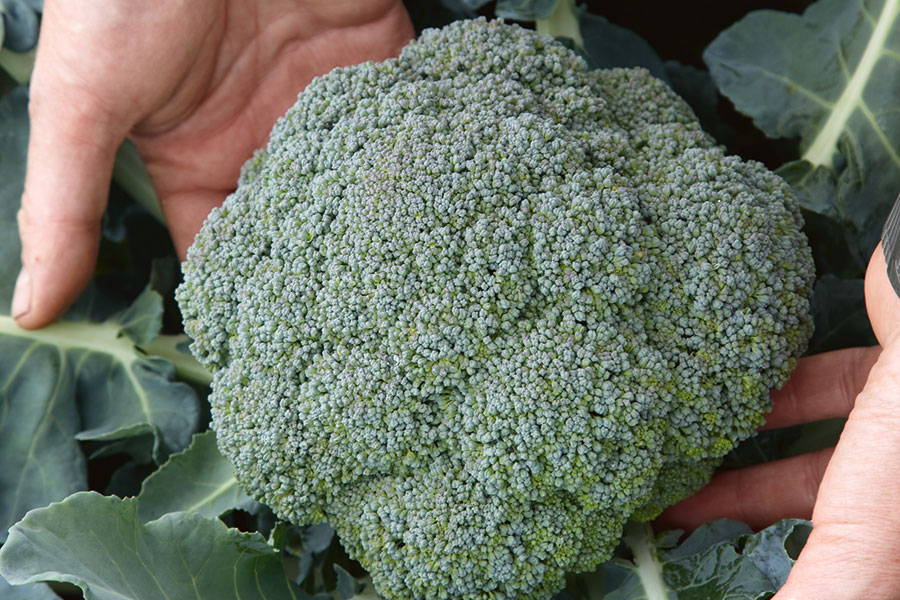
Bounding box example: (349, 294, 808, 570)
(803, 0, 900, 167)
(0, 316, 153, 434)
(0, 316, 136, 362)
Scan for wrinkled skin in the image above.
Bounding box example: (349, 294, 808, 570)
(660, 243, 900, 599)
(13, 0, 413, 328)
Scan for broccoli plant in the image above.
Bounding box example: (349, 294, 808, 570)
(2, 0, 899, 599)
(177, 19, 814, 600)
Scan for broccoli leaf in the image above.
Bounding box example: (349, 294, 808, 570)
(577, 10, 667, 81)
(0, 575, 57, 600)
(0, 0, 39, 53)
(112, 139, 164, 224)
(809, 275, 875, 353)
(438, 0, 488, 14)
(0, 85, 199, 461)
(0, 86, 84, 543)
(0, 84, 26, 300)
(0, 285, 201, 538)
(563, 520, 809, 600)
(0, 85, 199, 540)
(0, 286, 201, 465)
(0, 328, 86, 544)
(137, 430, 257, 522)
(704, 0, 900, 265)
(0, 492, 301, 600)
(495, 0, 559, 21)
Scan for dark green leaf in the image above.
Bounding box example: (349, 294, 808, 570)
(305, 523, 336, 554)
(495, 0, 559, 21)
(0, 85, 27, 305)
(742, 520, 810, 589)
(136, 430, 256, 522)
(438, 0, 488, 14)
(111, 140, 164, 223)
(0, 86, 85, 543)
(0, 492, 301, 600)
(334, 564, 359, 600)
(0, 575, 57, 600)
(0, 86, 199, 536)
(664, 521, 751, 560)
(0, 337, 86, 543)
(115, 286, 164, 344)
(89, 432, 156, 462)
(705, 0, 900, 262)
(663, 61, 735, 147)
(0, 0, 40, 53)
(104, 460, 157, 498)
(578, 11, 667, 81)
(809, 275, 875, 353)
(60, 290, 199, 459)
(588, 520, 809, 599)
(782, 419, 845, 457)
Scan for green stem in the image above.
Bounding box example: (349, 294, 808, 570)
(801, 0, 900, 168)
(623, 522, 671, 600)
(139, 333, 212, 388)
(535, 0, 584, 50)
(0, 48, 35, 83)
(0, 315, 211, 388)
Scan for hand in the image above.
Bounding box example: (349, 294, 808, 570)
(657, 244, 900, 599)
(12, 0, 413, 329)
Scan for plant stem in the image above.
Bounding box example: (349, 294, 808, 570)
(0, 48, 35, 83)
(535, 0, 584, 50)
(623, 522, 671, 600)
(139, 333, 212, 388)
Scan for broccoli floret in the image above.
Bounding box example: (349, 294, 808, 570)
(176, 18, 814, 600)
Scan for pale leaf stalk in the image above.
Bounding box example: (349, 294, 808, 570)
(139, 333, 212, 388)
(535, 0, 584, 50)
(623, 522, 671, 600)
(802, 0, 900, 168)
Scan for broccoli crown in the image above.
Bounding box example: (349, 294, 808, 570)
(177, 18, 814, 600)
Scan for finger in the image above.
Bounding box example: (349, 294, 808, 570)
(13, 83, 126, 329)
(763, 346, 880, 429)
(774, 343, 900, 599)
(655, 447, 833, 532)
(773, 522, 900, 600)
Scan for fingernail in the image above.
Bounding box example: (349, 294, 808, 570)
(12, 268, 32, 320)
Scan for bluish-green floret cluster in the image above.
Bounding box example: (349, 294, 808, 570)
(177, 18, 814, 600)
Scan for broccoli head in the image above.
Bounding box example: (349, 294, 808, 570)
(177, 18, 814, 600)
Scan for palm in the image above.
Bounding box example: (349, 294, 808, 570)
(34, 0, 413, 254)
(657, 245, 900, 599)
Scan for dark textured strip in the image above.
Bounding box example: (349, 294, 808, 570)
(882, 193, 900, 298)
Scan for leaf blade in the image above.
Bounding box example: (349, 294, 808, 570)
(0, 492, 300, 600)
(704, 0, 900, 264)
(137, 430, 256, 523)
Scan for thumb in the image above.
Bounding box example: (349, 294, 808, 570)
(772, 342, 900, 600)
(12, 87, 125, 329)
